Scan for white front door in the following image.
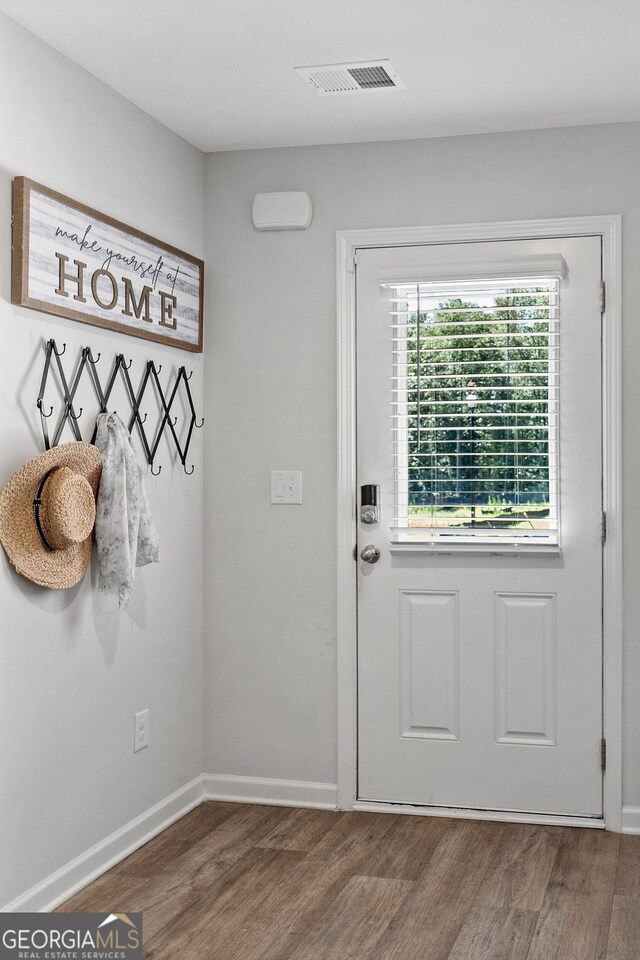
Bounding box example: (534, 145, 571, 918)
(356, 236, 603, 817)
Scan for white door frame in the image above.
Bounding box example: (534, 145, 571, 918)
(336, 215, 622, 830)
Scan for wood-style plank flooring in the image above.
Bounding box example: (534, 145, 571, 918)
(58, 802, 640, 960)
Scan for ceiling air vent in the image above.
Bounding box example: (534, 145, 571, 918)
(295, 60, 405, 97)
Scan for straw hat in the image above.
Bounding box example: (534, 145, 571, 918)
(0, 442, 102, 589)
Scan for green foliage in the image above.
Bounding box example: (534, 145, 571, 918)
(402, 287, 552, 529)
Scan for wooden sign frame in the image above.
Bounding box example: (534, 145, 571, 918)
(11, 177, 204, 352)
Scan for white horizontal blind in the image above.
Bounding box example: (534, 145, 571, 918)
(385, 276, 559, 542)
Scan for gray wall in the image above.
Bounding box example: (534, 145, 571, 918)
(0, 15, 206, 907)
(204, 123, 640, 809)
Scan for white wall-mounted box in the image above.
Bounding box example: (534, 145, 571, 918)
(252, 192, 312, 231)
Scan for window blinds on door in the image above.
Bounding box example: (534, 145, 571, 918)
(382, 271, 561, 543)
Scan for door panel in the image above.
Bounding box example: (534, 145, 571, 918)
(356, 236, 603, 817)
(399, 590, 459, 741)
(493, 592, 556, 745)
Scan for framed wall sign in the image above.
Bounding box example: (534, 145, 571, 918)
(11, 177, 204, 352)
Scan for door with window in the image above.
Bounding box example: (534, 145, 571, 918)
(356, 236, 603, 816)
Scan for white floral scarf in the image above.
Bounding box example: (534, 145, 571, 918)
(94, 412, 160, 606)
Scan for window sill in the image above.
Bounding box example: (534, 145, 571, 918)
(389, 540, 561, 556)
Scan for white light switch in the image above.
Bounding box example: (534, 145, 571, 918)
(271, 470, 302, 504)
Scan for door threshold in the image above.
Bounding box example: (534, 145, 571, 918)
(353, 800, 605, 829)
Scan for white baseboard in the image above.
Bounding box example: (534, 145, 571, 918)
(204, 774, 338, 810)
(3, 774, 336, 913)
(2, 775, 205, 913)
(622, 805, 640, 834)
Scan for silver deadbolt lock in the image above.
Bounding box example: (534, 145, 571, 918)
(360, 484, 380, 524)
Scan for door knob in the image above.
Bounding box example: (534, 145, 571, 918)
(360, 544, 381, 564)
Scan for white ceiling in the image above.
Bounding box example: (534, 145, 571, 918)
(1, 0, 640, 153)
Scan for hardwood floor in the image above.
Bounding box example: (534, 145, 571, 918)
(58, 803, 640, 960)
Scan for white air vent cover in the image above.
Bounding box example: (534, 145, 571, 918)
(295, 60, 405, 96)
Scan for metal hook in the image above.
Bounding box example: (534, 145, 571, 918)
(195, 416, 205, 428)
(150, 463, 162, 476)
(52, 341, 67, 356)
(87, 351, 101, 364)
(138, 412, 148, 424)
(37, 399, 54, 418)
(156, 364, 162, 373)
(116, 354, 133, 370)
(183, 463, 195, 475)
(185, 370, 193, 381)
(170, 415, 178, 427)
(68, 405, 84, 420)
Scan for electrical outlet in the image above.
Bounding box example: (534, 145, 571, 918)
(134, 709, 149, 752)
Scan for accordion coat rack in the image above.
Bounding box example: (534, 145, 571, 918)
(36, 339, 204, 476)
